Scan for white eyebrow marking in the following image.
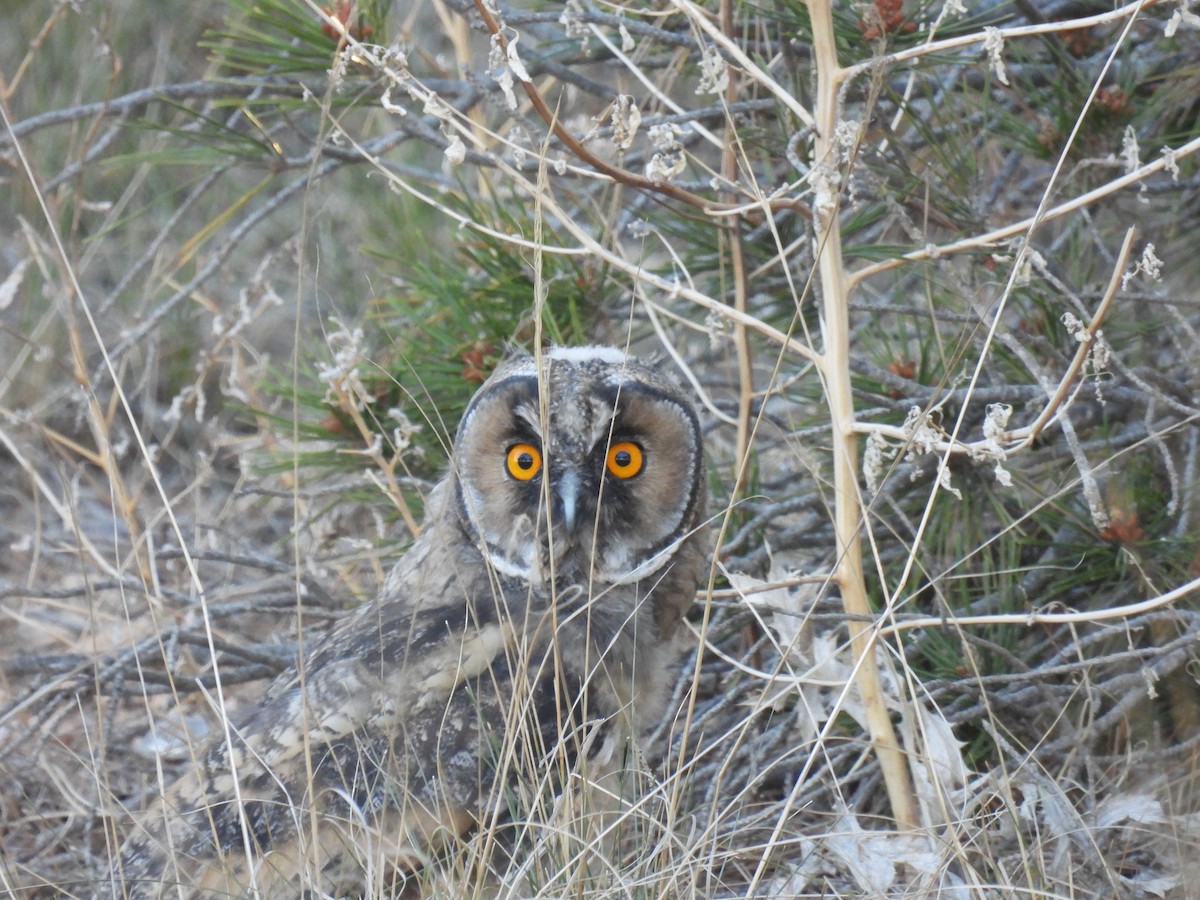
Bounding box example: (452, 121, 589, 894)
(546, 345, 628, 365)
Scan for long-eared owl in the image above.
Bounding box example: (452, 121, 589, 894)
(112, 346, 710, 897)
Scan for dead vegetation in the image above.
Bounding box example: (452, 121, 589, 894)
(4, 0, 1200, 896)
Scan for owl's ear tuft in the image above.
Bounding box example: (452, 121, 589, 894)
(646, 353, 689, 388)
(474, 345, 536, 385)
(499, 342, 532, 364)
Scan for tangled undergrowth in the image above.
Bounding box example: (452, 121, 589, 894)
(3, 0, 1200, 896)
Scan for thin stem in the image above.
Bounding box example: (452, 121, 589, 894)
(1013, 227, 1136, 445)
(878, 572, 1200, 636)
(852, 227, 1136, 458)
(471, 0, 724, 213)
(720, 0, 753, 495)
(849, 133, 1200, 289)
(841, 0, 1159, 83)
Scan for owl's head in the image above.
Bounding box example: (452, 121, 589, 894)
(451, 346, 706, 588)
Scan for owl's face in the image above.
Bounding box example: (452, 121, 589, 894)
(452, 347, 705, 587)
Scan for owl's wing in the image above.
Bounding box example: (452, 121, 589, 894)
(113, 526, 534, 897)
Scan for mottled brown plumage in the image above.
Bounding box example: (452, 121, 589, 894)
(112, 347, 709, 897)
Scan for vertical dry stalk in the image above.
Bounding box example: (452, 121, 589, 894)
(806, 0, 918, 829)
(719, 0, 754, 493)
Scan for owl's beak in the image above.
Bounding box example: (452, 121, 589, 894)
(554, 469, 581, 532)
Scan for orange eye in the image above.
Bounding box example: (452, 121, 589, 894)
(605, 441, 643, 479)
(506, 443, 542, 481)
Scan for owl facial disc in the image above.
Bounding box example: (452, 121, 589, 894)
(452, 348, 704, 588)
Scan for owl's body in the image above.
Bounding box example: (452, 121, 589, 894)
(113, 348, 708, 897)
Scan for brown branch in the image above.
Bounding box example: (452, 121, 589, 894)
(470, 0, 795, 216)
(1017, 226, 1136, 446)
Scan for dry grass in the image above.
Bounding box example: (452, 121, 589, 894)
(4, 0, 1200, 896)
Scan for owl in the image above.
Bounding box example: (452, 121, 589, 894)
(111, 346, 709, 897)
